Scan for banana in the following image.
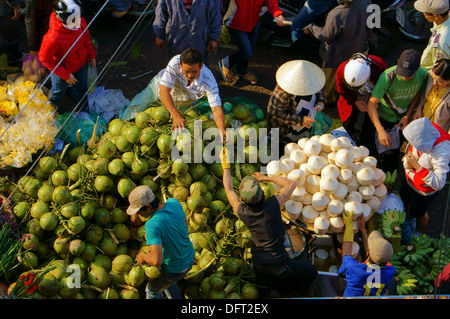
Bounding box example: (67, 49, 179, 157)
(385, 171, 392, 185)
(391, 170, 398, 183)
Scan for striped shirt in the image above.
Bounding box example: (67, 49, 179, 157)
(157, 54, 221, 108)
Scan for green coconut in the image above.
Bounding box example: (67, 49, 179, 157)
(260, 181, 276, 201)
(139, 175, 159, 192)
(120, 288, 140, 299)
(13, 201, 30, 220)
(100, 233, 118, 257)
(22, 233, 39, 251)
(102, 194, 118, 210)
(59, 276, 81, 299)
(60, 202, 80, 219)
(117, 178, 136, 199)
(132, 157, 149, 174)
(172, 158, 189, 176)
(84, 224, 103, 244)
(91, 254, 112, 271)
(172, 186, 189, 202)
(241, 282, 259, 299)
(38, 273, 59, 297)
(110, 207, 128, 224)
(215, 217, 234, 236)
(189, 163, 207, 181)
(77, 154, 93, 166)
(121, 151, 134, 168)
(108, 158, 124, 176)
(157, 134, 173, 154)
(190, 181, 207, 196)
(215, 187, 229, 204)
(143, 265, 161, 280)
(174, 172, 192, 188)
(148, 106, 170, 124)
(200, 174, 217, 192)
(112, 223, 131, 242)
(39, 156, 58, 174)
(240, 163, 257, 177)
(187, 194, 205, 212)
(89, 157, 109, 175)
(69, 239, 86, 256)
(209, 162, 223, 178)
(33, 165, 50, 180)
(125, 265, 146, 288)
(81, 243, 97, 262)
(68, 216, 86, 235)
(94, 175, 115, 193)
(134, 111, 151, 129)
(30, 200, 49, 219)
(67, 163, 82, 182)
(95, 207, 111, 226)
(88, 267, 111, 289)
(223, 257, 243, 276)
(111, 254, 134, 274)
(19, 176, 42, 199)
(189, 212, 208, 231)
(108, 118, 125, 136)
(80, 202, 96, 220)
(157, 161, 172, 179)
(53, 237, 70, 258)
(209, 200, 227, 218)
(52, 186, 72, 205)
(139, 127, 160, 146)
(97, 139, 116, 160)
(40, 212, 59, 231)
(115, 135, 133, 152)
(26, 219, 44, 237)
(123, 125, 141, 145)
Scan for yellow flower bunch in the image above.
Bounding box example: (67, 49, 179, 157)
(0, 100, 18, 118)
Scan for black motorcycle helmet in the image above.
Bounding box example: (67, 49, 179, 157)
(54, 0, 82, 27)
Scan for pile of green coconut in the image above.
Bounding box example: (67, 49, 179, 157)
(6, 103, 275, 299)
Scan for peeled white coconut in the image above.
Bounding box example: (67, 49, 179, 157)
(290, 149, 307, 167)
(359, 145, 370, 158)
(267, 160, 281, 177)
(311, 192, 330, 211)
(327, 199, 344, 217)
(299, 163, 311, 177)
(352, 162, 364, 174)
(327, 152, 336, 165)
(315, 249, 329, 262)
(284, 142, 301, 156)
(356, 166, 375, 186)
(330, 183, 348, 201)
(297, 137, 309, 150)
(285, 200, 303, 220)
(361, 203, 371, 219)
(291, 186, 306, 202)
(347, 176, 360, 193)
(314, 216, 330, 235)
(303, 192, 313, 205)
(310, 135, 321, 142)
(287, 169, 306, 187)
(335, 148, 354, 169)
(301, 205, 319, 224)
(304, 139, 322, 157)
(320, 210, 331, 220)
(279, 158, 295, 175)
(306, 175, 321, 194)
(351, 242, 360, 259)
(307, 155, 326, 175)
(344, 201, 364, 220)
(320, 176, 339, 196)
(337, 136, 352, 149)
(366, 196, 381, 213)
(374, 184, 387, 201)
(319, 134, 335, 153)
(352, 146, 362, 162)
(330, 138, 345, 152)
(363, 156, 377, 169)
(359, 184, 375, 200)
(372, 168, 385, 187)
(348, 191, 363, 203)
(329, 216, 344, 233)
(352, 220, 359, 234)
(321, 164, 340, 179)
(338, 168, 353, 184)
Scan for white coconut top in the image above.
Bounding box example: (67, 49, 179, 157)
(359, 145, 370, 158)
(329, 216, 344, 230)
(306, 175, 321, 195)
(348, 191, 363, 203)
(279, 158, 295, 175)
(307, 155, 326, 175)
(267, 160, 281, 177)
(335, 148, 354, 169)
(314, 216, 330, 232)
(361, 203, 371, 218)
(285, 200, 303, 216)
(363, 156, 377, 168)
(304, 139, 322, 157)
(301, 205, 319, 223)
(321, 164, 340, 179)
(366, 196, 381, 212)
(299, 163, 310, 177)
(359, 184, 375, 199)
(287, 168, 306, 186)
(352, 146, 362, 162)
(290, 149, 308, 167)
(303, 193, 313, 205)
(330, 138, 345, 152)
(339, 168, 353, 184)
(356, 166, 375, 185)
(320, 176, 339, 195)
(297, 137, 310, 150)
(284, 142, 301, 156)
(291, 186, 306, 201)
(327, 199, 344, 217)
(374, 184, 387, 198)
(352, 162, 364, 174)
(344, 201, 364, 217)
(330, 182, 348, 201)
(319, 134, 335, 153)
(327, 152, 336, 165)
(337, 136, 352, 149)
(312, 192, 330, 211)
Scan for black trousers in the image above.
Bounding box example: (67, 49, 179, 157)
(0, 18, 21, 63)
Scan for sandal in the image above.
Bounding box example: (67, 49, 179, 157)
(240, 72, 258, 85)
(112, 3, 132, 18)
(218, 59, 238, 83)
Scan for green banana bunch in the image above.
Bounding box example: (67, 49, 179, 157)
(412, 262, 435, 294)
(384, 169, 398, 186)
(396, 269, 418, 296)
(429, 249, 450, 280)
(379, 209, 406, 239)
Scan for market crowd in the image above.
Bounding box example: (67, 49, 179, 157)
(1, 0, 450, 298)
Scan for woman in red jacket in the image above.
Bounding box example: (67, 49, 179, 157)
(219, 0, 285, 85)
(39, 0, 96, 112)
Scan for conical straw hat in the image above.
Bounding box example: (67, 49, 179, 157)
(276, 60, 326, 96)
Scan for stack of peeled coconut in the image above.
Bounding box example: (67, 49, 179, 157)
(266, 134, 387, 257)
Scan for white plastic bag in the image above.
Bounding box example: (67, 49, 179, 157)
(375, 126, 400, 154)
(87, 65, 98, 95)
(376, 193, 405, 215)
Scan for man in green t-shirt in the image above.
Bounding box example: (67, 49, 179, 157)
(127, 185, 195, 299)
(362, 49, 428, 171)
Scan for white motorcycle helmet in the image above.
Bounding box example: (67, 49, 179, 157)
(344, 54, 372, 88)
(54, 0, 82, 30)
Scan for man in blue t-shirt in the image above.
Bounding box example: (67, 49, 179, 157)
(338, 211, 396, 297)
(127, 185, 195, 299)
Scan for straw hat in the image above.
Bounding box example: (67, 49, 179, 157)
(276, 60, 326, 96)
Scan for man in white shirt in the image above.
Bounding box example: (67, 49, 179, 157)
(157, 47, 227, 140)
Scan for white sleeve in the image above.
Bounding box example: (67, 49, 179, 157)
(158, 56, 180, 89)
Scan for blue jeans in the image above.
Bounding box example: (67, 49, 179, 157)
(290, 0, 336, 42)
(145, 262, 193, 299)
(50, 62, 88, 111)
(223, 19, 262, 76)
